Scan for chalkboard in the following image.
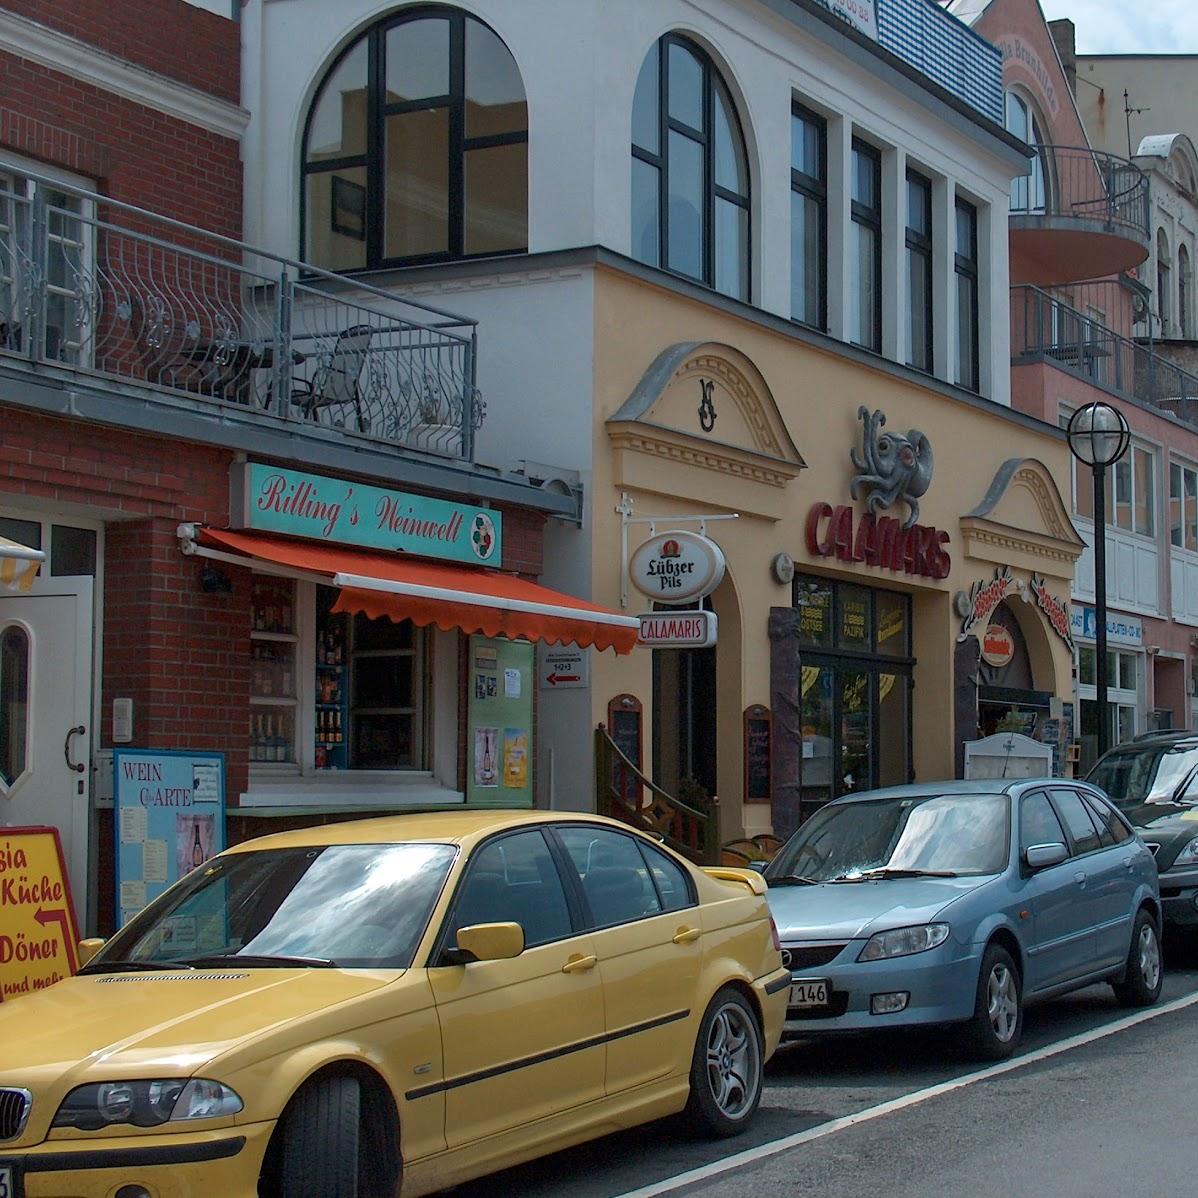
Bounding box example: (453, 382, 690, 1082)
(608, 694, 642, 803)
(744, 704, 772, 802)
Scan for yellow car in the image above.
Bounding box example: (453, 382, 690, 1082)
(0, 810, 788, 1197)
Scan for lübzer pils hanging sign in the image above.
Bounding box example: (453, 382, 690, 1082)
(629, 531, 726, 603)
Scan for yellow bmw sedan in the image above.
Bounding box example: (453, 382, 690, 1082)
(0, 810, 788, 1197)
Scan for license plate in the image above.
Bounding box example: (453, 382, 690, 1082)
(0, 1163, 18, 1198)
(789, 978, 830, 1008)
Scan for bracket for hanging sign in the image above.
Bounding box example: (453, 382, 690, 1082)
(616, 492, 739, 609)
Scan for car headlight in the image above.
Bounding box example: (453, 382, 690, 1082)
(858, 923, 951, 962)
(52, 1079, 243, 1130)
(1171, 836, 1198, 867)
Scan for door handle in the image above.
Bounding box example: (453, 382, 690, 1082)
(1074, 871, 1087, 887)
(672, 927, 701, 945)
(561, 954, 597, 974)
(63, 725, 86, 774)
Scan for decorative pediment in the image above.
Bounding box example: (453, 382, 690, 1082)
(959, 458, 1085, 576)
(607, 342, 805, 519)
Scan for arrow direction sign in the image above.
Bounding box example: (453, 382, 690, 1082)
(539, 645, 588, 691)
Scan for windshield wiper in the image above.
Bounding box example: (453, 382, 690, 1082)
(858, 867, 960, 879)
(80, 960, 196, 974)
(181, 953, 336, 969)
(766, 874, 821, 886)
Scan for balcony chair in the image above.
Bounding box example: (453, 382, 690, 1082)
(291, 324, 373, 430)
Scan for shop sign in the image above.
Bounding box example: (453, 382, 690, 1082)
(956, 566, 1017, 641)
(1029, 574, 1075, 650)
(539, 645, 588, 690)
(629, 531, 726, 602)
(236, 463, 502, 566)
(812, 0, 878, 40)
(981, 624, 1015, 668)
(1069, 604, 1142, 648)
(637, 610, 718, 649)
(805, 503, 951, 580)
(0, 826, 80, 1002)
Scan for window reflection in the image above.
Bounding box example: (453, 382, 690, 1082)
(0, 624, 30, 787)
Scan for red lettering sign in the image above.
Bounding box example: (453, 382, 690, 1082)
(805, 503, 951, 580)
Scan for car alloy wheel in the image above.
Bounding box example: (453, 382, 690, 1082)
(987, 962, 1019, 1043)
(1138, 921, 1161, 994)
(704, 1002, 761, 1119)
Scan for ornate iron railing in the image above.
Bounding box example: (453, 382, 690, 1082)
(1010, 145, 1150, 246)
(0, 167, 481, 459)
(594, 724, 721, 866)
(1012, 284, 1198, 425)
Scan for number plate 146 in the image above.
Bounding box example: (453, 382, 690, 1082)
(789, 979, 829, 1008)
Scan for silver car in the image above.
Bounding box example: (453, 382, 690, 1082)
(764, 779, 1161, 1059)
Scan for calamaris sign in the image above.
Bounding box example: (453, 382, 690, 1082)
(235, 464, 502, 566)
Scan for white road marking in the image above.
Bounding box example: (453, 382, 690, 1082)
(612, 987, 1198, 1198)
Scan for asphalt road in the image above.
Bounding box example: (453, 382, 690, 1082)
(448, 949, 1198, 1197)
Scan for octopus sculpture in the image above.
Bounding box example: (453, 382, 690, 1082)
(849, 406, 934, 530)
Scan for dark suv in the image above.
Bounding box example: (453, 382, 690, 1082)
(1088, 732, 1198, 934)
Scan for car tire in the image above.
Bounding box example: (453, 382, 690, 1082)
(279, 1074, 361, 1198)
(961, 943, 1023, 1061)
(684, 986, 764, 1139)
(1112, 908, 1163, 1008)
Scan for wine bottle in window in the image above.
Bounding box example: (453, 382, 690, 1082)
(191, 823, 204, 868)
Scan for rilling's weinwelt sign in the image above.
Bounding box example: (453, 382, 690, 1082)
(236, 463, 501, 566)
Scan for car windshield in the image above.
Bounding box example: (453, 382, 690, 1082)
(85, 843, 457, 971)
(1088, 747, 1198, 807)
(767, 793, 1010, 882)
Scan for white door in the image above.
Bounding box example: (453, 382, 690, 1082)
(0, 578, 93, 928)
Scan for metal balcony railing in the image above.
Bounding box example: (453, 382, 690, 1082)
(1012, 285, 1198, 425)
(0, 167, 482, 460)
(1010, 146, 1150, 246)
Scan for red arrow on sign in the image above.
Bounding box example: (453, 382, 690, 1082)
(34, 907, 78, 974)
(547, 672, 580, 685)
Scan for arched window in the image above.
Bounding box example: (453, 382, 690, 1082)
(301, 7, 528, 270)
(1179, 244, 1192, 338)
(1004, 91, 1048, 213)
(1158, 228, 1171, 333)
(631, 36, 750, 301)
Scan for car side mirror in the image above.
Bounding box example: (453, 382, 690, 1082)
(450, 922, 525, 965)
(1024, 842, 1069, 870)
(77, 938, 106, 968)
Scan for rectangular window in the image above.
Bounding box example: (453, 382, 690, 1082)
(1113, 444, 1155, 535)
(905, 170, 933, 372)
(250, 577, 299, 767)
(954, 197, 979, 391)
(850, 140, 881, 352)
(791, 104, 827, 330)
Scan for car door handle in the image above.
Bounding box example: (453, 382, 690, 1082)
(1074, 871, 1087, 887)
(672, 927, 701, 945)
(561, 954, 597, 974)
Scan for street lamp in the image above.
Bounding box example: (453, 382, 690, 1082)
(1066, 401, 1131, 760)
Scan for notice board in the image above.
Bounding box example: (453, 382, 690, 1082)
(466, 636, 534, 807)
(0, 825, 80, 1001)
(114, 749, 226, 926)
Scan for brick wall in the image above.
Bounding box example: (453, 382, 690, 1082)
(1, 0, 239, 103)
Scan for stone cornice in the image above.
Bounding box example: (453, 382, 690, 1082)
(607, 422, 802, 489)
(958, 516, 1084, 566)
(0, 10, 249, 141)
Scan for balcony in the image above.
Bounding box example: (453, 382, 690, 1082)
(0, 168, 482, 461)
(1012, 285, 1198, 425)
(1009, 147, 1150, 286)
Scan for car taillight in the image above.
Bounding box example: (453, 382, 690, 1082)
(769, 916, 782, 952)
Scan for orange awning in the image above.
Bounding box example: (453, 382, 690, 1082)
(193, 527, 639, 654)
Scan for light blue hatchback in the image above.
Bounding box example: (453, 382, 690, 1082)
(764, 779, 1161, 1059)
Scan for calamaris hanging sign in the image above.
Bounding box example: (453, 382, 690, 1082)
(234, 463, 502, 565)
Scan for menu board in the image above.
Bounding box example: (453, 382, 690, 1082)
(113, 750, 226, 926)
(744, 705, 772, 802)
(466, 636, 534, 807)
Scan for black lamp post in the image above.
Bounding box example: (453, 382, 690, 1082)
(1066, 401, 1131, 761)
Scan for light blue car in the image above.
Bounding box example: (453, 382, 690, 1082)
(763, 779, 1161, 1059)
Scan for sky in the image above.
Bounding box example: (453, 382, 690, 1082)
(1036, 0, 1198, 54)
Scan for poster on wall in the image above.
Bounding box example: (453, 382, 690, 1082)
(466, 637, 534, 807)
(113, 750, 226, 927)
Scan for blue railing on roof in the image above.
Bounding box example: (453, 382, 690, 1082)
(875, 0, 1004, 126)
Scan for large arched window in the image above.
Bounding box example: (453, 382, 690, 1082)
(1179, 243, 1192, 338)
(631, 36, 750, 301)
(1158, 228, 1172, 333)
(301, 7, 528, 270)
(1004, 91, 1048, 214)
